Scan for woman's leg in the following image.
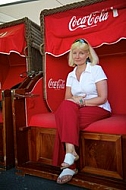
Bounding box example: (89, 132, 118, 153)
(65, 143, 77, 156)
(53, 100, 80, 167)
(54, 102, 111, 166)
(55, 103, 111, 184)
(60, 143, 79, 169)
(79, 106, 111, 130)
(55, 100, 80, 146)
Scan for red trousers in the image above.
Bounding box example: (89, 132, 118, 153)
(53, 100, 111, 166)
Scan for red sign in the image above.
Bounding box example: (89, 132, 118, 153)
(44, 0, 126, 56)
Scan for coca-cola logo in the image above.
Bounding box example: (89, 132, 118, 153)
(69, 8, 118, 31)
(0, 31, 7, 38)
(48, 78, 65, 89)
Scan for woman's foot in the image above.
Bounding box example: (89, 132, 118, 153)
(61, 153, 79, 169)
(57, 168, 78, 184)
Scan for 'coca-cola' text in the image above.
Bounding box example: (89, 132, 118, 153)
(69, 8, 118, 31)
(48, 78, 65, 89)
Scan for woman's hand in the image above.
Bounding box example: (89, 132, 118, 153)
(71, 95, 86, 106)
(65, 87, 86, 106)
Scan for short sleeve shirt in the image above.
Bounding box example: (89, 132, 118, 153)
(66, 63, 111, 112)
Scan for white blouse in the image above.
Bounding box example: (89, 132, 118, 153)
(66, 63, 111, 112)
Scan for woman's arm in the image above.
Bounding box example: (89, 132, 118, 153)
(65, 79, 108, 107)
(65, 86, 73, 100)
(84, 79, 108, 106)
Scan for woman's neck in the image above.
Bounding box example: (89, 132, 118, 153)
(76, 63, 86, 72)
(76, 63, 86, 81)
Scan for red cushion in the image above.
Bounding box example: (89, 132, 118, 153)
(29, 112, 56, 128)
(85, 114, 126, 134)
(29, 112, 126, 135)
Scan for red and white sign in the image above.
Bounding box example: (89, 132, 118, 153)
(44, 0, 126, 56)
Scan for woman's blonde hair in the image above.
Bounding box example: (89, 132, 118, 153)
(68, 39, 99, 67)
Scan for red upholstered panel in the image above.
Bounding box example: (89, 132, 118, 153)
(0, 54, 10, 85)
(26, 78, 50, 125)
(8, 52, 26, 67)
(0, 53, 26, 100)
(0, 54, 10, 100)
(85, 114, 126, 135)
(29, 113, 56, 128)
(100, 54, 126, 114)
(2, 66, 26, 90)
(45, 54, 72, 112)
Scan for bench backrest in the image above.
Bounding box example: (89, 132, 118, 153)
(43, 39, 126, 115)
(0, 53, 26, 100)
(100, 55, 126, 115)
(25, 39, 126, 126)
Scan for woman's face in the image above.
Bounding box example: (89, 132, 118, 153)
(72, 47, 89, 66)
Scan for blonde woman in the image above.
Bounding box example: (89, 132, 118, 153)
(53, 39, 111, 184)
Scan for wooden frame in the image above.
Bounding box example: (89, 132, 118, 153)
(12, 75, 126, 189)
(12, 0, 126, 189)
(0, 17, 42, 170)
(80, 133, 123, 179)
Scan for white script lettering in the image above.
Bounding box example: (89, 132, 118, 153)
(48, 78, 65, 89)
(69, 8, 118, 31)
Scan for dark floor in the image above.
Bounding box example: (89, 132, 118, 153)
(0, 168, 87, 190)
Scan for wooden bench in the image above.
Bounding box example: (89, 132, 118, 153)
(12, 39, 126, 189)
(12, 0, 126, 189)
(0, 72, 44, 170)
(0, 17, 42, 170)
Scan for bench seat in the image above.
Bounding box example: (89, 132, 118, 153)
(12, 75, 126, 189)
(29, 113, 126, 135)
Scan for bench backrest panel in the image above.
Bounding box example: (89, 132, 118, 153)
(43, 39, 126, 114)
(0, 53, 26, 100)
(100, 54, 126, 114)
(25, 78, 50, 125)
